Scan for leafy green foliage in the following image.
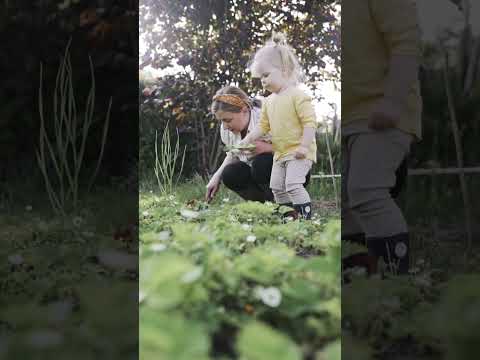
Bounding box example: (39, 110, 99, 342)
(236, 321, 302, 360)
(0, 192, 138, 359)
(139, 191, 340, 359)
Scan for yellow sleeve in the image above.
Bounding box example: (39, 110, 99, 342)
(370, 0, 421, 57)
(259, 101, 271, 133)
(294, 91, 317, 128)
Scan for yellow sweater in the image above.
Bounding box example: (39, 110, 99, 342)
(342, 0, 422, 139)
(259, 86, 317, 162)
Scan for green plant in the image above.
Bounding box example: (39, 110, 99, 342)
(36, 40, 111, 216)
(139, 190, 341, 359)
(153, 122, 187, 194)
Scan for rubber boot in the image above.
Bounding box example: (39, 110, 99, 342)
(342, 233, 378, 276)
(367, 233, 410, 275)
(277, 202, 298, 221)
(293, 202, 313, 220)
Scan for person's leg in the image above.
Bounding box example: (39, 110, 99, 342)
(251, 153, 274, 202)
(341, 135, 375, 274)
(221, 161, 266, 202)
(270, 160, 297, 219)
(341, 136, 366, 239)
(347, 130, 413, 275)
(285, 159, 313, 219)
(270, 160, 290, 204)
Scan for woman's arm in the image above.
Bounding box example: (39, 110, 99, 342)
(205, 152, 236, 202)
(212, 152, 236, 179)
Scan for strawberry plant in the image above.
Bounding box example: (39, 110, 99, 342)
(139, 192, 341, 359)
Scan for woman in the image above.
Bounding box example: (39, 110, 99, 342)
(205, 86, 274, 203)
(205, 85, 310, 203)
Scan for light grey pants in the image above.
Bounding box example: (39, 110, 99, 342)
(270, 156, 313, 205)
(342, 129, 413, 238)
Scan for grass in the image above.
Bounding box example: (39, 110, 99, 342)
(141, 171, 340, 216)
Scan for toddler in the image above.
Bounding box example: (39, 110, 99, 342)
(240, 33, 317, 219)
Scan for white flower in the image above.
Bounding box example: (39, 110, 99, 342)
(416, 259, 425, 266)
(26, 330, 63, 348)
(408, 267, 421, 275)
(151, 243, 167, 252)
(241, 224, 251, 230)
(97, 249, 137, 271)
(351, 267, 367, 277)
(57, 0, 71, 11)
(156, 231, 170, 241)
(72, 216, 83, 227)
(254, 286, 282, 307)
(142, 211, 149, 217)
(222, 198, 230, 203)
(47, 301, 73, 323)
(181, 267, 203, 283)
(8, 254, 24, 265)
(247, 218, 253, 222)
(414, 275, 432, 287)
(246, 235, 256, 243)
(180, 209, 200, 219)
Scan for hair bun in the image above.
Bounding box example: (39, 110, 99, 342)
(271, 32, 287, 46)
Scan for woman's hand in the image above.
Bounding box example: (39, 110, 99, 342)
(205, 175, 221, 203)
(253, 140, 273, 155)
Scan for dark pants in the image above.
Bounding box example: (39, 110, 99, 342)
(222, 153, 310, 203)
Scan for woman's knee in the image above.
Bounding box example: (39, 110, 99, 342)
(222, 162, 250, 190)
(251, 154, 273, 184)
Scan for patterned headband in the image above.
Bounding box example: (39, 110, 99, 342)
(212, 94, 248, 108)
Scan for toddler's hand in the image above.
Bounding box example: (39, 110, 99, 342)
(369, 98, 402, 131)
(254, 140, 272, 155)
(294, 146, 308, 159)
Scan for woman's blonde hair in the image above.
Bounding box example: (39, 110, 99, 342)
(211, 85, 261, 114)
(249, 32, 304, 84)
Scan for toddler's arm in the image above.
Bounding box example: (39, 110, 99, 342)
(295, 127, 316, 159)
(239, 125, 266, 145)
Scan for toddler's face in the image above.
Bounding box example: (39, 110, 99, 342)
(215, 108, 249, 134)
(253, 61, 287, 93)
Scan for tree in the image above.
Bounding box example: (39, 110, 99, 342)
(139, 0, 340, 177)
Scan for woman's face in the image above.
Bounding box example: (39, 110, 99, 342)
(215, 107, 249, 134)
